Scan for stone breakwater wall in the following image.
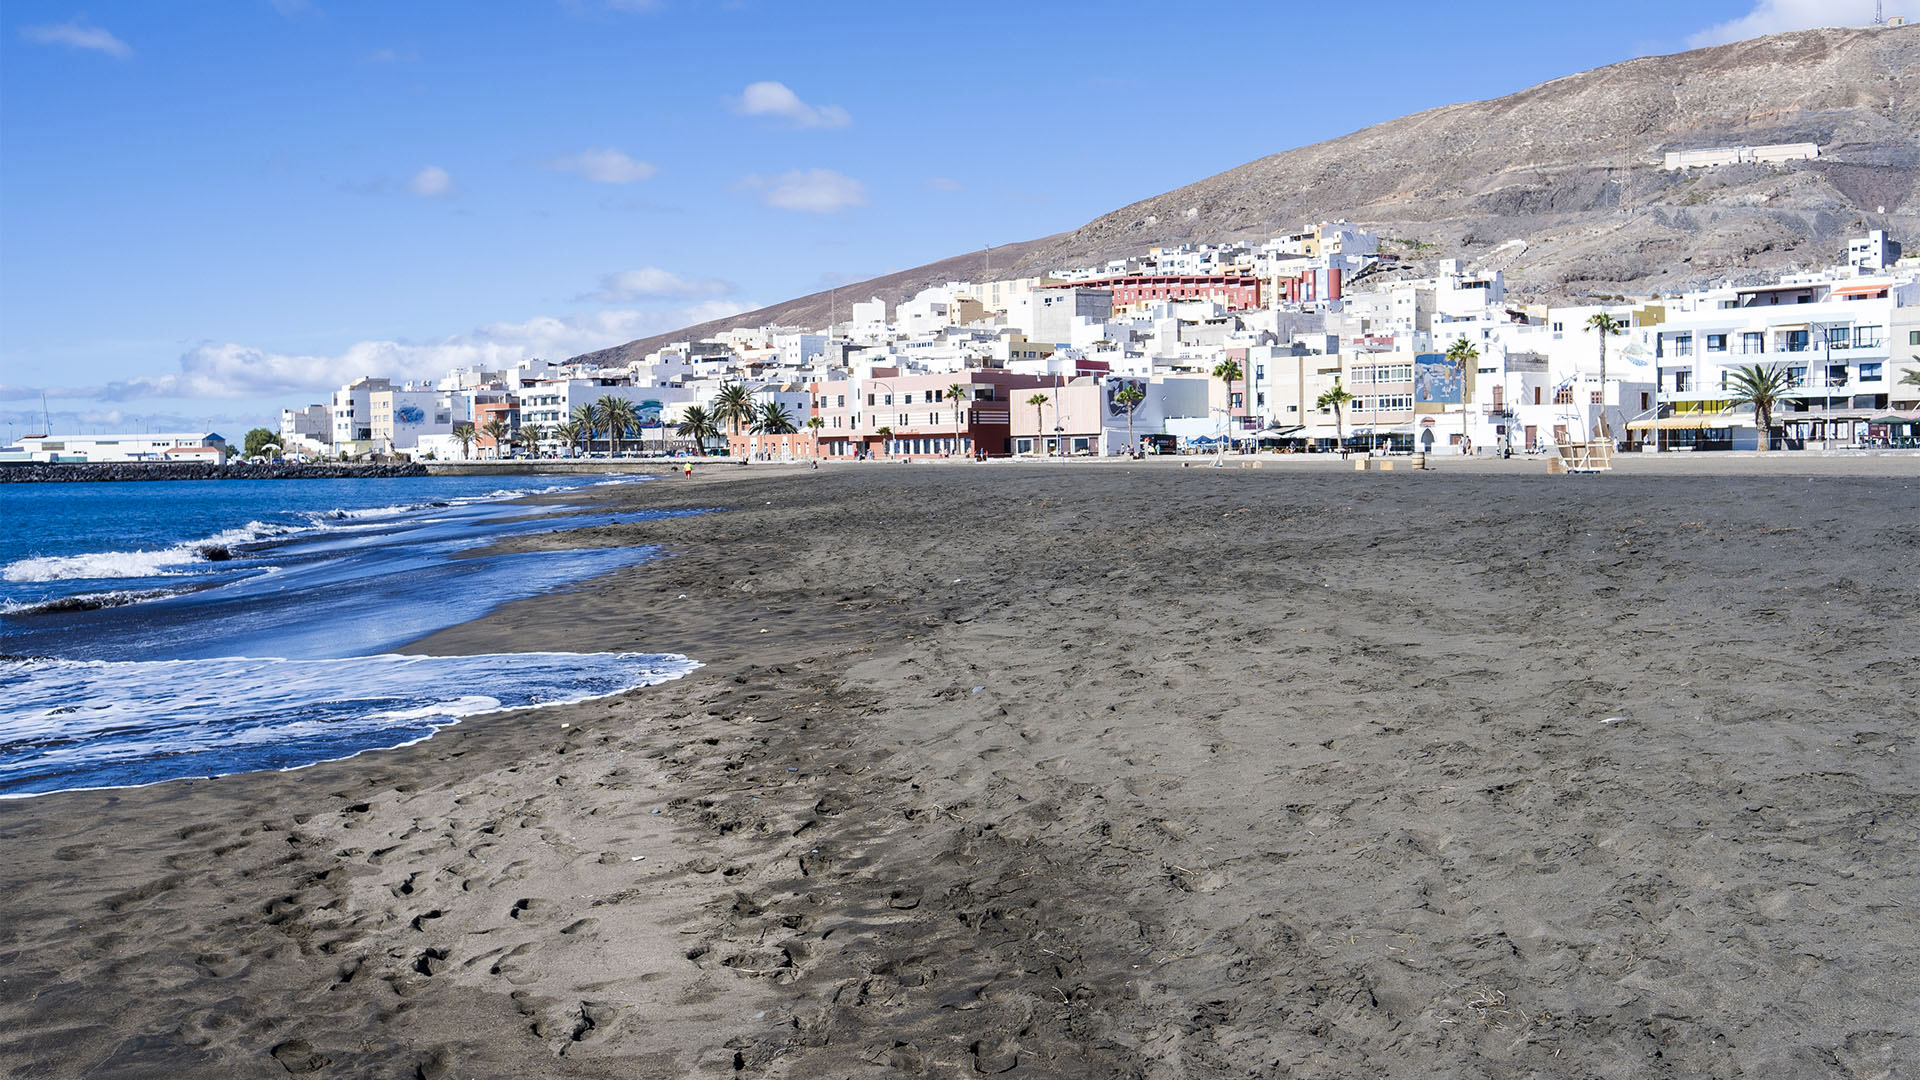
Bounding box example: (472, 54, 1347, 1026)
(0, 462, 430, 484)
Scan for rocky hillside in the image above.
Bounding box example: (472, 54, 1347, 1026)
(575, 25, 1918, 367)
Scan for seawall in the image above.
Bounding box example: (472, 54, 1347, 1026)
(0, 462, 431, 483)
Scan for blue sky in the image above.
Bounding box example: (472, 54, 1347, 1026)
(1, 0, 1908, 438)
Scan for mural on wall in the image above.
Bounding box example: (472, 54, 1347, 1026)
(635, 400, 664, 426)
(394, 405, 427, 426)
(1414, 353, 1466, 411)
(1104, 378, 1146, 418)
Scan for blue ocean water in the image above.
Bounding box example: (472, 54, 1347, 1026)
(0, 475, 703, 796)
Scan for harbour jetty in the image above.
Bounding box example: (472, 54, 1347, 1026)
(0, 461, 429, 483)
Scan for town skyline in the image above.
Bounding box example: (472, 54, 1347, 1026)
(3, 0, 1914, 438)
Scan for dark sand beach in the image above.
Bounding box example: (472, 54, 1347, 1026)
(2, 457, 1916, 1078)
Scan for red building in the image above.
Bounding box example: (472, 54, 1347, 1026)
(1272, 267, 1343, 304)
(1038, 273, 1262, 312)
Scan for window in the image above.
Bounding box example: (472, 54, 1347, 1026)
(1674, 334, 1693, 357)
(1827, 364, 1848, 387)
(1854, 326, 1884, 349)
(866, 394, 875, 406)
(1827, 327, 1851, 350)
(1255, 365, 1265, 380)
(1591, 391, 1603, 404)
(903, 393, 914, 404)
(1707, 334, 1728, 352)
(1784, 330, 1809, 353)
(1742, 332, 1765, 354)
(1860, 362, 1883, 381)
(1910, 330, 1920, 347)
(1641, 392, 1650, 410)
(1554, 386, 1574, 404)
(1672, 371, 1691, 392)
(1533, 386, 1542, 406)
(837, 395, 845, 408)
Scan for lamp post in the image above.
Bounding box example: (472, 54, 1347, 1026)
(868, 377, 894, 459)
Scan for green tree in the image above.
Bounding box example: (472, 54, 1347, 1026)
(753, 401, 797, 435)
(242, 427, 279, 458)
(713, 384, 754, 441)
(1316, 380, 1356, 453)
(1725, 363, 1794, 452)
(553, 419, 585, 458)
(806, 415, 825, 460)
(676, 404, 718, 456)
(594, 396, 638, 458)
(570, 404, 600, 455)
(947, 382, 968, 456)
(480, 417, 511, 459)
(875, 425, 894, 457)
(1445, 337, 1479, 451)
(1211, 358, 1243, 457)
(1024, 393, 1049, 455)
(514, 424, 545, 458)
(1114, 382, 1146, 456)
(1586, 312, 1626, 438)
(1899, 366, 1920, 390)
(451, 422, 476, 461)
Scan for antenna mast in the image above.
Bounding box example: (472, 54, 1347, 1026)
(1876, 1, 1885, 25)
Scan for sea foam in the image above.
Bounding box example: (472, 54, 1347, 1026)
(0, 651, 698, 797)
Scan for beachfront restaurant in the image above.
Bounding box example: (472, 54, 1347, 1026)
(1625, 411, 1757, 451)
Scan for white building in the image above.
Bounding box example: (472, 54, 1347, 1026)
(16, 432, 229, 464)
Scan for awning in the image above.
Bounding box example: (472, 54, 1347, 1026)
(1627, 415, 1743, 431)
(1768, 323, 1809, 332)
(1868, 412, 1920, 424)
(1827, 283, 1890, 299)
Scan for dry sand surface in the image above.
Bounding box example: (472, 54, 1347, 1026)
(2, 456, 1916, 1078)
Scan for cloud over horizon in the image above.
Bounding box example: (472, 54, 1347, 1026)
(19, 19, 132, 59)
(733, 81, 851, 129)
(1688, 0, 1913, 46)
(741, 168, 866, 213)
(585, 267, 735, 302)
(409, 165, 454, 197)
(547, 148, 659, 184)
(15, 302, 754, 410)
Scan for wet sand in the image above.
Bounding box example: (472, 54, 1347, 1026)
(2, 456, 1916, 1078)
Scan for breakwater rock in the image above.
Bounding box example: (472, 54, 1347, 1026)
(0, 462, 430, 484)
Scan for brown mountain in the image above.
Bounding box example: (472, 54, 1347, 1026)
(574, 25, 1918, 367)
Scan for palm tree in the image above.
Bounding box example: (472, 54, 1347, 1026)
(676, 404, 718, 456)
(1445, 337, 1479, 452)
(1586, 311, 1626, 438)
(805, 416, 825, 460)
(1114, 383, 1145, 456)
(594, 396, 637, 458)
(514, 424, 545, 459)
(1211, 358, 1243, 459)
(1899, 367, 1920, 390)
(753, 401, 797, 435)
(451, 422, 476, 461)
(570, 404, 600, 454)
(713, 384, 754, 439)
(1316, 380, 1355, 454)
(1024, 393, 1049, 456)
(1725, 363, 1793, 451)
(480, 417, 511, 459)
(553, 419, 584, 458)
(947, 382, 968, 457)
(875, 425, 894, 458)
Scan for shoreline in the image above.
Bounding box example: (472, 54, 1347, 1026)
(2, 459, 1915, 1076)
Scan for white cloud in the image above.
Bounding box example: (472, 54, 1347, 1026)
(585, 267, 734, 302)
(547, 148, 658, 184)
(1688, 0, 1913, 46)
(733, 81, 851, 129)
(19, 20, 132, 59)
(409, 166, 453, 197)
(80, 303, 756, 403)
(741, 168, 867, 213)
